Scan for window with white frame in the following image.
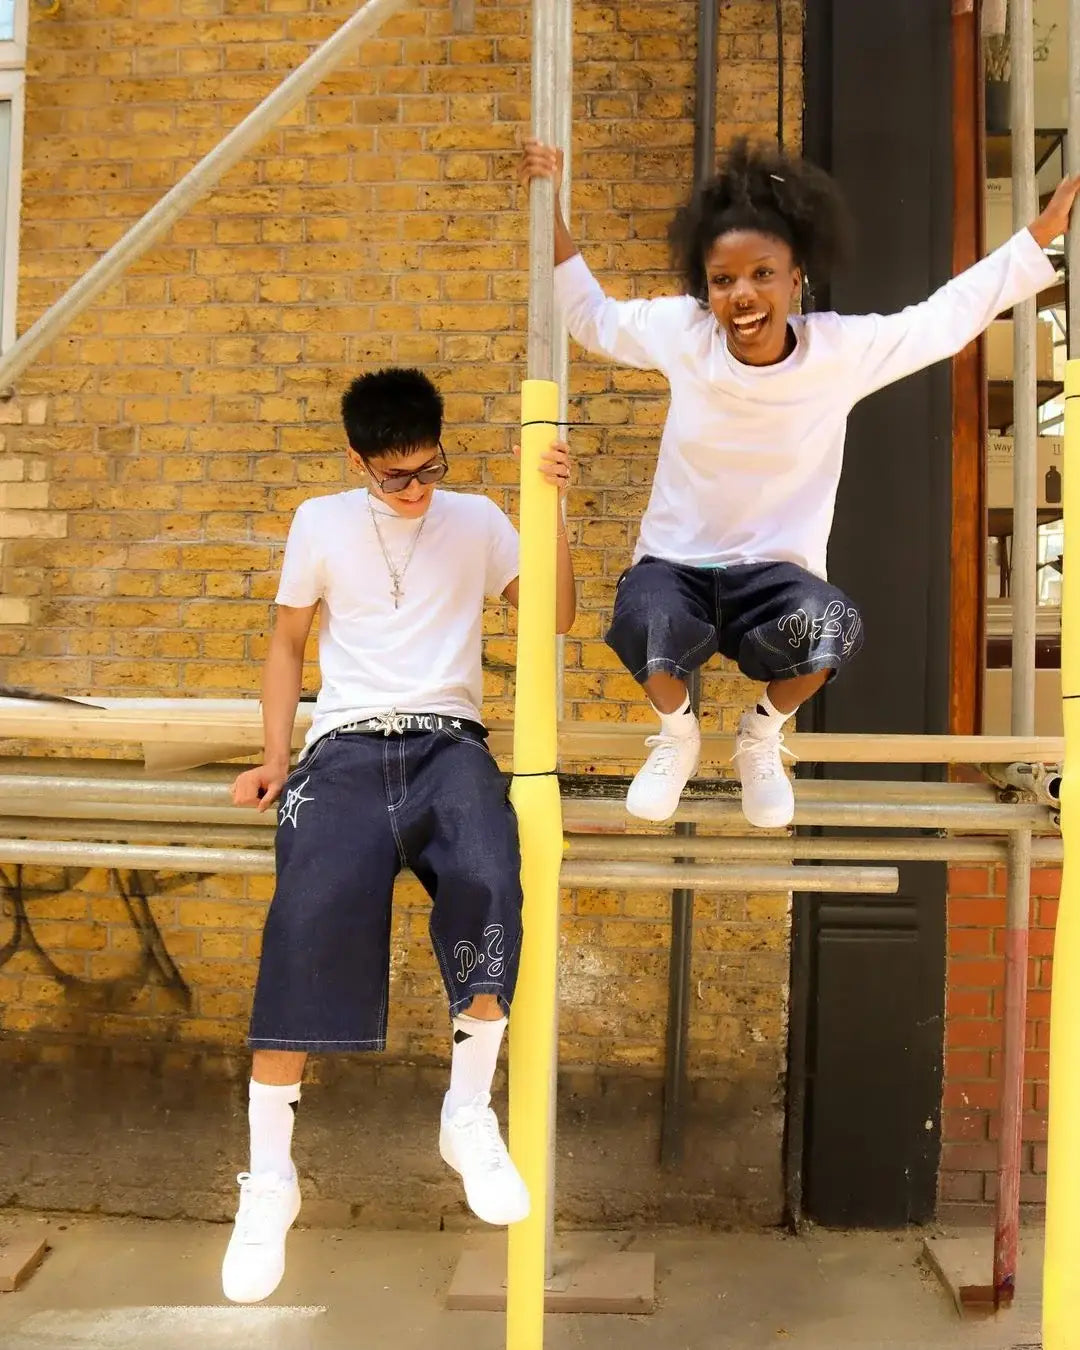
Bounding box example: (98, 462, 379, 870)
(0, 0, 26, 353)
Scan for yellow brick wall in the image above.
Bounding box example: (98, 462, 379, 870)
(0, 0, 801, 1086)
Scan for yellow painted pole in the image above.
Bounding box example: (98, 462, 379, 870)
(1044, 357, 1080, 1348)
(506, 377, 563, 1350)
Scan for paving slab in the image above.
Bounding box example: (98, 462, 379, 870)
(0, 1213, 1046, 1350)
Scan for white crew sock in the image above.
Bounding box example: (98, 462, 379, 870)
(742, 689, 793, 740)
(248, 1079, 301, 1180)
(445, 1013, 507, 1115)
(655, 692, 697, 738)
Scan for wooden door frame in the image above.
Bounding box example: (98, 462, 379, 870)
(950, 0, 986, 735)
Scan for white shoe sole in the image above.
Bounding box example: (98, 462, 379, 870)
(221, 1188, 301, 1305)
(440, 1127, 530, 1227)
(625, 754, 700, 822)
(625, 793, 681, 823)
(740, 793, 795, 830)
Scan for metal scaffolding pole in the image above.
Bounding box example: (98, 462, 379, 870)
(506, 0, 560, 1342)
(564, 832, 1064, 864)
(0, 0, 413, 392)
(526, 3, 557, 383)
(554, 0, 573, 722)
(1043, 0, 1080, 1318)
(0, 838, 899, 892)
(1010, 0, 1039, 732)
(994, 828, 1033, 1306)
(545, 0, 573, 1289)
(996, 0, 1038, 1306)
(662, 0, 719, 1174)
(0, 790, 1051, 832)
(1070, 0, 1080, 358)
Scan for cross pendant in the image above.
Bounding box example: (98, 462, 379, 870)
(392, 578, 402, 609)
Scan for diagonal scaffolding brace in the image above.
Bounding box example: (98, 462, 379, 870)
(0, 0, 414, 392)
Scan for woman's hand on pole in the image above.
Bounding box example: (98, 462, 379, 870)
(519, 140, 579, 265)
(1029, 173, 1080, 249)
(519, 140, 564, 196)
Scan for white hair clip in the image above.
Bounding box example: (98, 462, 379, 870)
(770, 173, 785, 183)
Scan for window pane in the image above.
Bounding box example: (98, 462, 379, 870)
(0, 2, 14, 42)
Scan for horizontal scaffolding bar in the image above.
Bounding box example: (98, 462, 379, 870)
(0, 818, 1062, 866)
(563, 797, 1054, 834)
(559, 862, 899, 893)
(0, 699, 1064, 765)
(0, 800, 1053, 836)
(0, 838, 898, 892)
(0, 816, 271, 848)
(565, 834, 1065, 864)
(0, 779, 1059, 850)
(0, 768, 1027, 808)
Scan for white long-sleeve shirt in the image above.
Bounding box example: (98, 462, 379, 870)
(554, 229, 1055, 578)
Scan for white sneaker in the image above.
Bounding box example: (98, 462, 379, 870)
(625, 720, 701, 822)
(440, 1092, 530, 1226)
(221, 1171, 301, 1305)
(733, 715, 796, 828)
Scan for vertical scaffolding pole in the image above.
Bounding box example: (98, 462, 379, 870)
(525, 1, 557, 383)
(994, 828, 1032, 1306)
(661, 0, 717, 1169)
(1070, 0, 1080, 358)
(995, 0, 1038, 1305)
(545, 0, 573, 1286)
(554, 0, 573, 724)
(1042, 0, 1080, 1315)
(1044, 365, 1080, 1348)
(1010, 0, 1038, 732)
(506, 0, 561, 1344)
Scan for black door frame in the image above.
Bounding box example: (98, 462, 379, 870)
(787, 0, 954, 1228)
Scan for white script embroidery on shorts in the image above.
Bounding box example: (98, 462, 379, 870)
(777, 602, 862, 655)
(279, 776, 313, 828)
(453, 924, 506, 984)
(483, 924, 505, 979)
(454, 941, 478, 984)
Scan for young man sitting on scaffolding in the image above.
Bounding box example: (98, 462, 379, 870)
(522, 138, 1080, 830)
(221, 367, 576, 1304)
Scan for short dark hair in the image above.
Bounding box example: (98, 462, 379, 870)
(340, 367, 444, 460)
(668, 137, 852, 307)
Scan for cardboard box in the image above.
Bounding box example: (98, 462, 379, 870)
(986, 319, 1055, 382)
(986, 434, 1063, 510)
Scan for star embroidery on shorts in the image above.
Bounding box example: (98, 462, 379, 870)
(279, 775, 313, 829)
(451, 720, 462, 729)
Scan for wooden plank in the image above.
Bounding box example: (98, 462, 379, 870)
(549, 728, 1064, 765)
(950, 0, 985, 736)
(142, 742, 255, 773)
(0, 1233, 48, 1292)
(0, 700, 1064, 763)
(921, 1235, 996, 1314)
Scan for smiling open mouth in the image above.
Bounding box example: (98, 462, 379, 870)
(730, 312, 769, 340)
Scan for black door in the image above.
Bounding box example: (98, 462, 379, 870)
(789, 0, 952, 1227)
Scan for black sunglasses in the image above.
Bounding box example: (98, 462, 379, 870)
(366, 445, 449, 495)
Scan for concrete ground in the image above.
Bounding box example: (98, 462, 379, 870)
(0, 1212, 1046, 1350)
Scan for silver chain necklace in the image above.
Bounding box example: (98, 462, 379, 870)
(368, 499, 426, 608)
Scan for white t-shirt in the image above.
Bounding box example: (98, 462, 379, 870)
(555, 228, 1055, 578)
(276, 488, 520, 745)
